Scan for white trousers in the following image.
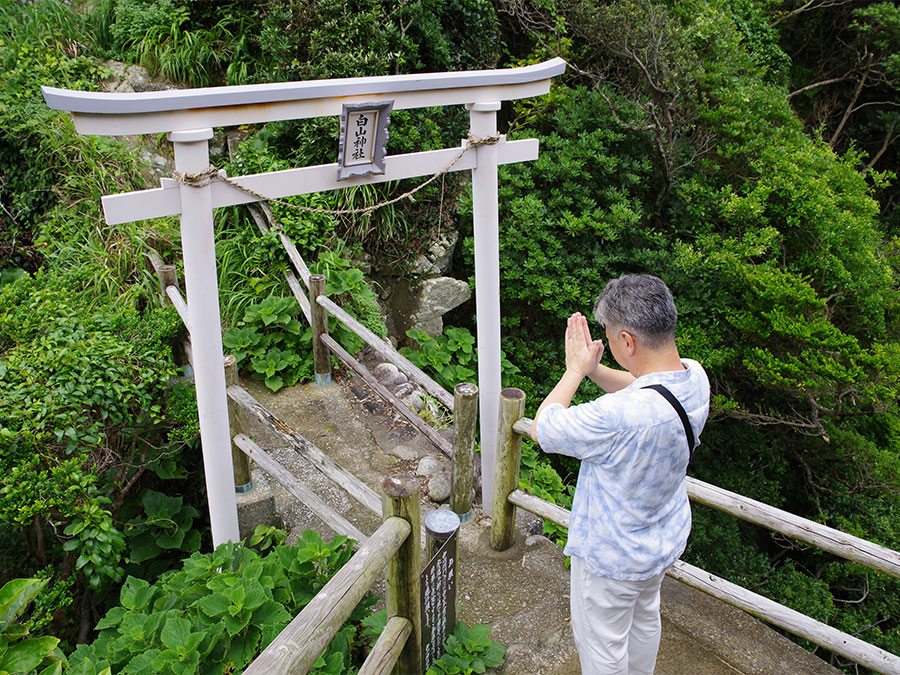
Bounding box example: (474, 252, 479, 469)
(570, 556, 666, 675)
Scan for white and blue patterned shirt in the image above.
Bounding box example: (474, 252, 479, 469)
(536, 359, 710, 581)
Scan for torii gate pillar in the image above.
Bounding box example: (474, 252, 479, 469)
(468, 101, 502, 515)
(170, 127, 240, 544)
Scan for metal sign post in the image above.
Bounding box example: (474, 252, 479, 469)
(422, 510, 461, 670)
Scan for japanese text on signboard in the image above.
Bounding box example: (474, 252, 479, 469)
(344, 110, 377, 166)
(421, 532, 457, 671)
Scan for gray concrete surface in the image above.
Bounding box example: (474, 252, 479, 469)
(234, 373, 840, 674)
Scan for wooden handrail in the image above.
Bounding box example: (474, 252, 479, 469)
(226, 384, 382, 516)
(316, 295, 455, 410)
(233, 433, 367, 544)
(507, 487, 900, 673)
(668, 561, 900, 674)
(319, 333, 453, 457)
(512, 417, 900, 580)
(358, 616, 412, 675)
(245, 516, 411, 674)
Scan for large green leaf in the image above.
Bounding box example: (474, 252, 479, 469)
(0, 579, 47, 632)
(0, 636, 59, 672)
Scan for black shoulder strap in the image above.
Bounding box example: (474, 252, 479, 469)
(642, 384, 696, 464)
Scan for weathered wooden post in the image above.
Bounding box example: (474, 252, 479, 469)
(490, 387, 526, 551)
(383, 475, 422, 675)
(224, 355, 252, 493)
(450, 383, 478, 520)
(309, 273, 331, 386)
(157, 264, 178, 301)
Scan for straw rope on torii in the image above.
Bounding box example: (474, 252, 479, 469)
(175, 133, 501, 216)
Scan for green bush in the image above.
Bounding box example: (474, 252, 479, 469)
(69, 531, 377, 674)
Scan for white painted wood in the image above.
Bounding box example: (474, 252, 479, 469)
(233, 434, 367, 544)
(101, 140, 538, 225)
(64, 83, 553, 135)
(170, 129, 240, 546)
(669, 561, 900, 674)
(44, 59, 565, 114)
(469, 101, 502, 516)
(43, 59, 565, 135)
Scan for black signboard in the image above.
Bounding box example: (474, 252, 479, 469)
(420, 530, 458, 671)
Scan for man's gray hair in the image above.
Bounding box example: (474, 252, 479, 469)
(593, 274, 677, 350)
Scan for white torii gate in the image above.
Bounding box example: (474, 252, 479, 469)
(43, 58, 566, 546)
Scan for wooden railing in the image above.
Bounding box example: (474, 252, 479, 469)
(246, 476, 421, 674)
(492, 387, 900, 675)
(149, 221, 900, 673)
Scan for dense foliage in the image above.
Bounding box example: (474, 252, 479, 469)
(1, 0, 898, 670)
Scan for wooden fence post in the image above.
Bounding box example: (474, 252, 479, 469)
(490, 388, 526, 551)
(310, 273, 332, 386)
(451, 383, 478, 520)
(383, 476, 422, 675)
(224, 355, 252, 493)
(157, 264, 179, 304)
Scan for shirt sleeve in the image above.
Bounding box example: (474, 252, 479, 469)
(536, 398, 628, 462)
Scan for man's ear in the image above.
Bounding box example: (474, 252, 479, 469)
(620, 330, 638, 356)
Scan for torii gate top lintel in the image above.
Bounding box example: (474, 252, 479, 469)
(42, 58, 566, 136)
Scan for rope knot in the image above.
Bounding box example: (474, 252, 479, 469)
(466, 133, 501, 148)
(175, 165, 221, 188)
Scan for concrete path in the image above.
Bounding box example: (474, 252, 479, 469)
(234, 373, 839, 674)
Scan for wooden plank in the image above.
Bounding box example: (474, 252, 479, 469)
(316, 296, 454, 410)
(266, 200, 312, 288)
(284, 269, 312, 325)
(512, 417, 532, 438)
(508, 489, 570, 529)
(358, 616, 411, 675)
(101, 140, 538, 225)
(669, 561, 900, 675)
(233, 434, 367, 544)
(165, 285, 191, 333)
(245, 516, 410, 675)
(244, 200, 312, 324)
(685, 477, 900, 579)
(319, 334, 453, 458)
(507, 485, 900, 673)
(226, 384, 382, 516)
